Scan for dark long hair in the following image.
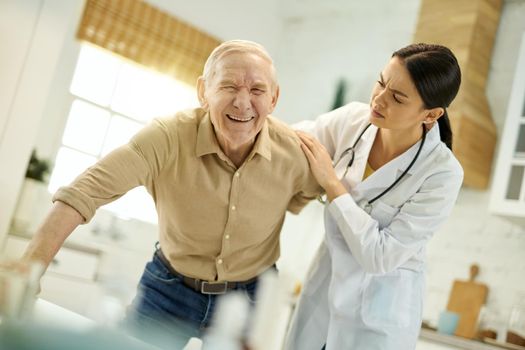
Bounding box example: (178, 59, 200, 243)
(392, 43, 461, 150)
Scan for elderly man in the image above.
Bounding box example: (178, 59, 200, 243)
(14, 40, 320, 345)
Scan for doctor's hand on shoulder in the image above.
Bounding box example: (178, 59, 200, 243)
(297, 131, 347, 202)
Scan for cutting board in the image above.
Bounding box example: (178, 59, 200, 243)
(446, 264, 489, 339)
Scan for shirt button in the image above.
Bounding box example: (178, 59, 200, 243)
(235, 172, 240, 177)
(231, 205, 236, 211)
(217, 259, 223, 264)
(225, 235, 230, 240)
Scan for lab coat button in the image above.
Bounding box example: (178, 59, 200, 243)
(217, 259, 223, 264)
(231, 205, 236, 211)
(225, 235, 230, 240)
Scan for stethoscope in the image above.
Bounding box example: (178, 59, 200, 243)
(317, 123, 427, 214)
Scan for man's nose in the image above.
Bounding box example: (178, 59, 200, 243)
(233, 88, 252, 110)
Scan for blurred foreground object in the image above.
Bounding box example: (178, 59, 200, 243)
(0, 260, 44, 323)
(202, 292, 249, 350)
(0, 322, 158, 350)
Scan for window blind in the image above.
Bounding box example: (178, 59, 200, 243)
(76, 0, 221, 86)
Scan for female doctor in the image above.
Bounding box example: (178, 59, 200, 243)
(285, 43, 464, 350)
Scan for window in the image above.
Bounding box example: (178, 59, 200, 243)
(49, 44, 198, 223)
(490, 33, 525, 217)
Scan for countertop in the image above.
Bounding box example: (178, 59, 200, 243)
(418, 328, 522, 350)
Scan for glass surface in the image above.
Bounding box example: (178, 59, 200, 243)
(505, 165, 525, 200)
(62, 100, 111, 156)
(48, 147, 97, 193)
(111, 62, 198, 122)
(100, 115, 143, 156)
(70, 45, 121, 106)
(508, 306, 525, 335)
(515, 123, 525, 156)
(0, 262, 44, 324)
(522, 92, 525, 117)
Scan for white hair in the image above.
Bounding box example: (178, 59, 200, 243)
(202, 40, 278, 89)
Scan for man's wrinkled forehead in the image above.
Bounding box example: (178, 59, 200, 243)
(204, 49, 278, 90)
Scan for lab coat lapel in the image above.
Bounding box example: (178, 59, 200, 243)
(342, 124, 377, 189)
(351, 126, 437, 202)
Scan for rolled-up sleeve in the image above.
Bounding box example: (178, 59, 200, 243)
(53, 118, 174, 222)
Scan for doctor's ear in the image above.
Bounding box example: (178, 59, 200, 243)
(423, 107, 444, 125)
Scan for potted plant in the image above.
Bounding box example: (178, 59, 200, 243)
(25, 150, 51, 182)
(11, 150, 53, 233)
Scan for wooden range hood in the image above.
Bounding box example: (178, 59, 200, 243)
(413, 0, 502, 189)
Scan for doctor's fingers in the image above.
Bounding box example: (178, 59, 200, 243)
(297, 132, 324, 154)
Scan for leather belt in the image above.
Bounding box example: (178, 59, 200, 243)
(156, 248, 258, 295)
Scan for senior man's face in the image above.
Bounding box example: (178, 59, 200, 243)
(198, 52, 279, 150)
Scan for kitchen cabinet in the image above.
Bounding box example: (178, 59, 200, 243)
(491, 32, 525, 217)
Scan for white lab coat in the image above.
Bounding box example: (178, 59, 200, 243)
(285, 102, 463, 350)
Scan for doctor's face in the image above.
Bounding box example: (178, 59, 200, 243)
(197, 52, 279, 150)
(369, 57, 430, 132)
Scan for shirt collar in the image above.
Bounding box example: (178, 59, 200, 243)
(195, 111, 272, 161)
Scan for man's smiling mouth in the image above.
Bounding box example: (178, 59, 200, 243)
(226, 114, 255, 122)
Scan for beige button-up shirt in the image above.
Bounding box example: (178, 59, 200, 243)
(54, 108, 320, 281)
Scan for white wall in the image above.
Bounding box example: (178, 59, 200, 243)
(0, 0, 85, 244)
(273, 0, 421, 122)
(0, 0, 41, 139)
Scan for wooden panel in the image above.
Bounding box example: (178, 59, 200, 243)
(413, 0, 502, 189)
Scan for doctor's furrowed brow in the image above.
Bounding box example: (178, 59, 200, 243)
(380, 73, 409, 99)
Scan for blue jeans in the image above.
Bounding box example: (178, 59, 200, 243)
(122, 249, 259, 349)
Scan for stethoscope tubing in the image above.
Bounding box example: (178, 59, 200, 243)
(318, 123, 427, 208)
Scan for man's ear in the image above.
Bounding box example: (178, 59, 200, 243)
(197, 77, 208, 110)
(423, 107, 444, 124)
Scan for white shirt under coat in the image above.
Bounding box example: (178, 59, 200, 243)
(285, 102, 463, 350)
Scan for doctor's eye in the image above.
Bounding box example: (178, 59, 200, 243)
(377, 80, 385, 88)
(393, 94, 403, 103)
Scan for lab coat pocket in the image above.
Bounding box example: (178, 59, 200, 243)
(369, 200, 399, 229)
(361, 270, 413, 329)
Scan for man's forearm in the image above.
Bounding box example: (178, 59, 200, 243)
(22, 201, 84, 268)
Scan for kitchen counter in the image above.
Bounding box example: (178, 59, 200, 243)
(418, 329, 519, 350)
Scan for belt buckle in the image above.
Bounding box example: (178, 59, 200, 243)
(201, 281, 228, 295)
